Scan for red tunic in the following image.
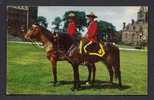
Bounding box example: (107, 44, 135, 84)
(86, 20, 97, 42)
(67, 21, 76, 37)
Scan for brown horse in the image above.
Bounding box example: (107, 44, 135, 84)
(24, 24, 95, 86)
(24, 24, 122, 90)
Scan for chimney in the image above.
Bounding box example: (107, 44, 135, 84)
(131, 19, 135, 25)
(123, 22, 126, 29)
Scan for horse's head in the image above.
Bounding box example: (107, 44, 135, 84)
(24, 24, 42, 40)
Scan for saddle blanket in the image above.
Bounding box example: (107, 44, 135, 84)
(79, 40, 105, 57)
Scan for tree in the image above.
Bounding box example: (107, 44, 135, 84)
(97, 20, 116, 33)
(114, 31, 122, 43)
(63, 11, 87, 36)
(97, 20, 118, 42)
(59, 10, 120, 42)
(52, 17, 62, 30)
(36, 16, 48, 28)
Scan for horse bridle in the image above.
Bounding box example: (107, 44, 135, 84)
(24, 37, 43, 48)
(29, 39, 43, 48)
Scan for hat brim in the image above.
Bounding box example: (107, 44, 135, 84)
(86, 15, 97, 18)
(67, 16, 75, 19)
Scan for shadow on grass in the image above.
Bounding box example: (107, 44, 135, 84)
(49, 80, 131, 90)
(80, 82, 130, 91)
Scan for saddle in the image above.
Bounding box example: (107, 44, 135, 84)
(79, 39, 106, 57)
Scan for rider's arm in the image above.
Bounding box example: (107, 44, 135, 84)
(87, 21, 97, 37)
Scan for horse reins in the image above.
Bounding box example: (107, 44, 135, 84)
(27, 38, 43, 48)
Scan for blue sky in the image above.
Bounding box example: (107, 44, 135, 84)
(38, 6, 140, 31)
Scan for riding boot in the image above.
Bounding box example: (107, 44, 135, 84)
(68, 44, 77, 57)
(66, 44, 76, 57)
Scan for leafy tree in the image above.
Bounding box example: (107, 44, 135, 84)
(59, 10, 121, 42)
(36, 16, 48, 28)
(63, 11, 87, 36)
(114, 31, 122, 43)
(52, 17, 62, 30)
(97, 20, 116, 33)
(97, 20, 119, 42)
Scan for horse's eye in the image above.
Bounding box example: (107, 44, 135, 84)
(35, 28, 39, 31)
(30, 28, 33, 30)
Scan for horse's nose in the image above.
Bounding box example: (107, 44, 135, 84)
(24, 34, 29, 39)
(21, 29, 25, 33)
(24, 35, 28, 39)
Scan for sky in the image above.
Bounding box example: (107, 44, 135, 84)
(38, 6, 140, 31)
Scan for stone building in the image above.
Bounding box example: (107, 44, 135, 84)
(121, 6, 148, 46)
(7, 6, 37, 40)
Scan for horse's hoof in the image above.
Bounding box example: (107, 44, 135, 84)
(53, 84, 61, 87)
(71, 87, 76, 91)
(119, 84, 122, 88)
(53, 82, 59, 87)
(71, 87, 81, 91)
(90, 82, 95, 87)
(77, 87, 82, 91)
(109, 81, 113, 85)
(48, 81, 53, 83)
(53, 83, 56, 87)
(91, 84, 94, 87)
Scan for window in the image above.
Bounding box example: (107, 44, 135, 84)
(145, 12, 148, 22)
(133, 26, 136, 30)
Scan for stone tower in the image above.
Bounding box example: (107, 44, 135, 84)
(137, 6, 148, 22)
(121, 6, 148, 46)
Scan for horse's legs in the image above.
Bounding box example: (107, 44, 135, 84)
(72, 64, 80, 90)
(108, 65, 113, 84)
(113, 49, 122, 87)
(104, 62, 113, 84)
(116, 68, 122, 87)
(92, 64, 96, 86)
(86, 64, 92, 82)
(50, 57, 57, 85)
(114, 65, 122, 87)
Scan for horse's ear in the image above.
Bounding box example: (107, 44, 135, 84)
(32, 24, 38, 28)
(32, 22, 40, 27)
(33, 22, 38, 25)
(53, 32, 59, 38)
(55, 32, 58, 37)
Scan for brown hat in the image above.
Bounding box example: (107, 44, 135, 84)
(86, 12, 97, 18)
(67, 13, 76, 19)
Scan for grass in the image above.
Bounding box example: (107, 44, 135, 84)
(118, 44, 147, 50)
(118, 44, 134, 49)
(7, 42, 147, 95)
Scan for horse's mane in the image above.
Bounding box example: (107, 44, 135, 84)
(36, 24, 54, 42)
(57, 32, 72, 40)
(35, 24, 73, 51)
(56, 32, 73, 51)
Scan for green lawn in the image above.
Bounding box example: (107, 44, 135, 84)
(117, 44, 147, 50)
(118, 44, 134, 49)
(7, 42, 147, 95)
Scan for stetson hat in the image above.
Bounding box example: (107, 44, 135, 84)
(67, 12, 76, 19)
(86, 12, 97, 18)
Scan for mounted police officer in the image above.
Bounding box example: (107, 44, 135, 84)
(84, 12, 98, 53)
(66, 13, 77, 38)
(66, 12, 78, 56)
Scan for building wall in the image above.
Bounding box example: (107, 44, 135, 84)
(7, 6, 37, 40)
(121, 6, 148, 46)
